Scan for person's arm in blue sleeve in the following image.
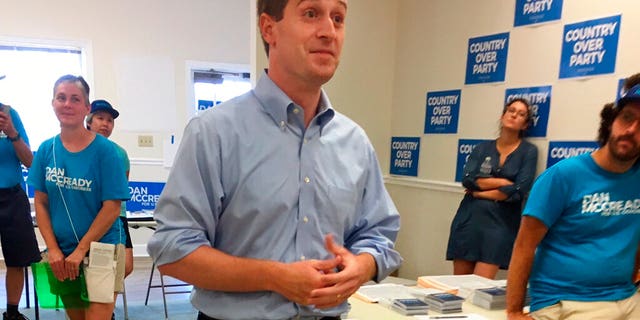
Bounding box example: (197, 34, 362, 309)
(461, 143, 485, 190)
(344, 142, 402, 282)
(497, 144, 538, 203)
(147, 117, 223, 268)
(2, 108, 33, 167)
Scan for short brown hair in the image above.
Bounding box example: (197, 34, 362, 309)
(257, 0, 289, 56)
(53, 74, 90, 105)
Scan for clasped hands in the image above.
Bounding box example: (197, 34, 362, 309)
(275, 234, 374, 309)
(47, 247, 87, 281)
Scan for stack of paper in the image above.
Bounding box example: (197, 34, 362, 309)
(352, 283, 417, 303)
(390, 298, 429, 316)
(417, 274, 505, 298)
(472, 286, 506, 310)
(423, 292, 465, 313)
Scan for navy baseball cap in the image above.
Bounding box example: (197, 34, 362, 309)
(617, 84, 640, 110)
(90, 99, 119, 119)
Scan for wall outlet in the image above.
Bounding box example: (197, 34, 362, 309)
(138, 135, 154, 147)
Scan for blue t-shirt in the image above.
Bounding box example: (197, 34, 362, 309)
(523, 153, 640, 311)
(27, 134, 130, 255)
(112, 142, 130, 217)
(0, 105, 30, 188)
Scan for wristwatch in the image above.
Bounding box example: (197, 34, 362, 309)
(7, 132, 20, 142)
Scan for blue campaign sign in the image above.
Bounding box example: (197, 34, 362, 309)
(504, 86, 552, 138)
(455, 139, 490, 182)
(197, 99, 214, 111)
(559, 15, 621, 79)
(616, 78, 625, 101)
(424, 89, 461, 134)
(126, 181, 166, 212)
(390, 137, 420, 177)
(547, 141, 599, 168)
(514, 0, 563, 27)
(465, 32, 510, 85)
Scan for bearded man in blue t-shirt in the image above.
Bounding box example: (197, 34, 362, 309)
(506, 74, 640, 320)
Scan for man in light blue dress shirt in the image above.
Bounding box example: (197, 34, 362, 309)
(147, 0, 402, 319)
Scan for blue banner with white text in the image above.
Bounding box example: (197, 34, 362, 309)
(465, 32, 510, 84)
(424, 89, 461, 134)
(390, 137, 420, 177)
(514, 0, 563, 27)
(559, 15, 621, 79)
(504, 86, 552, 138)
(126, 181, 166, 212)
(547, 141, 599, 168)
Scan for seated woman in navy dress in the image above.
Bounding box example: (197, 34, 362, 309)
(446, 98, 538, 279)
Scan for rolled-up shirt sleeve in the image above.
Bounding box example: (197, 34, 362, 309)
(345, 142, 402, 282)
(498, 144, 538, 203)
(461, 143, 485, 191)
(147, 117, 223, 266)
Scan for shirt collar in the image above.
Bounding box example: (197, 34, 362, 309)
(254, 70, 335, 130)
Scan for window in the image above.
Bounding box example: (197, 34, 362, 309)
(194, 71, 251, 112)
(0, 42, 85, 151)
(185, 61, 251, 120)
(0, 40, 86, 198)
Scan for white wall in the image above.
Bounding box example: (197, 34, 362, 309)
(388, 0, 640, 279)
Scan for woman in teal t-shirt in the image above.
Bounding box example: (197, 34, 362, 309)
(27, 75, 129, 320)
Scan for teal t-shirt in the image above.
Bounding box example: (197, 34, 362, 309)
(0, 105, 30, 188)
(27, 134, 130, 255)
(113, 142, 130, 217)
(523, 153, 640, 311)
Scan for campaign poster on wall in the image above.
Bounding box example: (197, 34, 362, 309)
(559, 15, 621, 79)
(547, 141, 599, 168)
(465, 32, 510, 85)
(390, 137, 420, 177)
(617, 78, 626, 101)
(424, 89, 461, 134)
(455, 139, 491, 182)
(504, 86, 552, 138)
(514, 0, 563, 27)
(126, 181, 166, 212)
(198, 99, 215, 112)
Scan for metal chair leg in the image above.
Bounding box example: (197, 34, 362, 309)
(24, 267, 30, 308)
(121, 283, 129, 320)
(144, 262, 155, 306)
(160, 274, 168, 320)
(33, 279, 39, 320)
